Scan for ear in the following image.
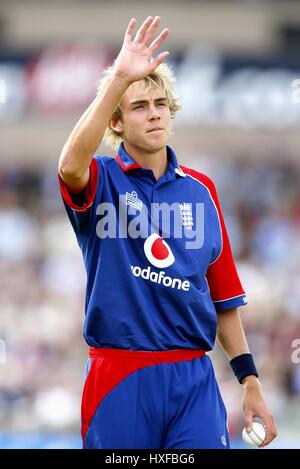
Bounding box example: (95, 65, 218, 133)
(110, 115, 123, 134)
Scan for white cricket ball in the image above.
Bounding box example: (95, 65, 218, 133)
(242, 421, 266, 447)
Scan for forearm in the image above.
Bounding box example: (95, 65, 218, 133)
(216, 307, 250, 360)
(58, 73, 130, 181)
(58, 16, 169, 192)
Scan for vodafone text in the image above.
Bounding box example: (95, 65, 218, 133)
(131, 265, 190, 291)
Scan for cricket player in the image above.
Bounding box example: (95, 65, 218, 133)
(58, 16, 278, 449)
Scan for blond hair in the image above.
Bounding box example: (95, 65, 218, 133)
(98, 62, 181, 151)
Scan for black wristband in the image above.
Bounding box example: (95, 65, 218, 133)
(229, 353, 258, 384)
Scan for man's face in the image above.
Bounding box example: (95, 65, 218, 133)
(113, 81, 172, 154)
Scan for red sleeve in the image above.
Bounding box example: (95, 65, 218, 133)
(58, 158, 99, 212)
(181, 166, 247, 311)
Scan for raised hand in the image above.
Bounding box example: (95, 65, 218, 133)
(114, 16, 170, 83)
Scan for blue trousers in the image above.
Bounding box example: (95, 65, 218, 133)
(81, 348, 230, 449)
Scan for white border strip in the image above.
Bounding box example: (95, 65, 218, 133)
(213, 293, 247, 303)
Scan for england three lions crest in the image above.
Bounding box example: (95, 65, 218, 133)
(179, 202, 194, 230)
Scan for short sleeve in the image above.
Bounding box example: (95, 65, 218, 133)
(206, 180, 247, 311)
(58, 157, 100, 239)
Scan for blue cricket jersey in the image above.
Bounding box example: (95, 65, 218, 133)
(59, 143, 247, 351)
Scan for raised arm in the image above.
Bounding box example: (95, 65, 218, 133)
(58, 16, 170, 193)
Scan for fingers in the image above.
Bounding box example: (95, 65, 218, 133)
(244, 412, 277, 448)
(143, 16, 161, 44)
(260, 414, 278, 447)
(133, 16, 154, 43)
(244, 412, 253, 432)
(130, 16, 170, 50)
(149, 51, 170, 72)
(125, 18, 137, 42)
(149, 28, 170, 53)
(124, 15, 170, 70)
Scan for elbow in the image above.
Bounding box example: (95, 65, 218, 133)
(58, 147, 83, 180)
(58, 160, 76, 180)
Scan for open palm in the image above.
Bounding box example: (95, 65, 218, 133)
(114, 16, 170, 83)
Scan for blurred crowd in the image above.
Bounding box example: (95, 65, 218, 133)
(0, 144, 300, 447)
(2, 0, 300, 450)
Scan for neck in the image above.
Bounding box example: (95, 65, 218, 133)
(123, 143, 168, 180)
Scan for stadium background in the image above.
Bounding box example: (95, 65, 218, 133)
(0, 0, 300, 448)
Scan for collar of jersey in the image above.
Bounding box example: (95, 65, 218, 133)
(115, 143, 186, 178)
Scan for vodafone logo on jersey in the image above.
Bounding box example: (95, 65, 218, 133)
(143, 233, 175, 268)
(130, 234, 190, 292)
